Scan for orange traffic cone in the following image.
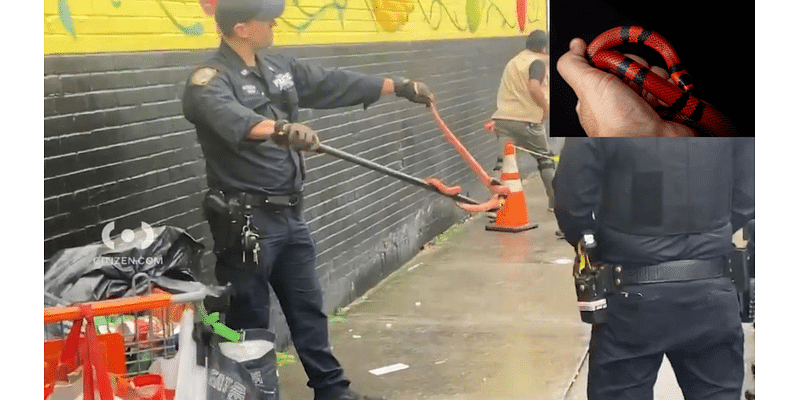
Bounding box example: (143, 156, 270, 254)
(486, 141, 538, 232)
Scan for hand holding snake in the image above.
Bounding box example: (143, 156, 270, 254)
(557, 26, 737, 137)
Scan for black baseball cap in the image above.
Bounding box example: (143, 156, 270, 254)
(215, 0, 285, 29)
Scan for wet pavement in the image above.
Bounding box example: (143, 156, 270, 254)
(277, 172, 755, 400)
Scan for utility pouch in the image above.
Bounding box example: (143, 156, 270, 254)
(573, 231, 623, 324)
(728, 247, 755, 323)
(574, 260, 623, 324)
(203, 190, 246, 255)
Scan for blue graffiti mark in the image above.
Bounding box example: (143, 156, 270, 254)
(281, 0, 349, 32)
(58, 0, 76, 37)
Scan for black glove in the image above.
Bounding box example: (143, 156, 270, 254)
(394, 78, 434, 105)
(272, 120, 320, 151)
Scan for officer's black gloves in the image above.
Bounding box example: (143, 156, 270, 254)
(393, 78, 435, 105)
(272, 120, 321, 151)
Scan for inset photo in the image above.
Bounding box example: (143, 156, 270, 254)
(550, 0, 754, 137)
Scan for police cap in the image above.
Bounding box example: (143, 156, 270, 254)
(215, 0, 285, 33)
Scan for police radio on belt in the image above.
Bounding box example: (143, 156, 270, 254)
(573, 230, 623, 324)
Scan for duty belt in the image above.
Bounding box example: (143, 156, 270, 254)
(622, 258, 726, 285)
(230, 192, 300, 209)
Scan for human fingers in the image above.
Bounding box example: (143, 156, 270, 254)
(617, 54, 675, 109)
(645, 65, 673, 107)
(288, 124, 319, 151)
(413, 81, 434, 104)
(556, 38, 606, 99)
(659, 120, 698, 137)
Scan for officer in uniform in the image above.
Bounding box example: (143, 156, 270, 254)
(490, 30, 556, 210)
(553, 137, 755, 399)
(181, 1, 433, 399)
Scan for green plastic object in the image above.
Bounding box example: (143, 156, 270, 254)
(198, 303, 242, 343)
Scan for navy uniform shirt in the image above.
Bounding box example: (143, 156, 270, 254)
(182, 41, 385, 195)
(553, 138, 755, 267)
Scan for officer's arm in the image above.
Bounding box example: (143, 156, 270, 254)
(382, 78, 395, 94)
(528, 60, 549, 117)
(290, 58, 384, 109)
(182, 69, 277, 144)
(553, 138, 603, 247)
(731, 137, 755, 232)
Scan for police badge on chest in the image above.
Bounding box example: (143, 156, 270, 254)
(272, 73, 294, 91)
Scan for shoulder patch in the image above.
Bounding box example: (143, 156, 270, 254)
(191, 67, 218, 86)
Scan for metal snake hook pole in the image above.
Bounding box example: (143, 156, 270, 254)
(314, 143, 481, 205)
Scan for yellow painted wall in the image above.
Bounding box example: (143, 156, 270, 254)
(45, 0, 547, 55)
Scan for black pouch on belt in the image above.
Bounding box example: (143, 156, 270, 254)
(203, 189, 246, 255)
(728, 247, 754, 323)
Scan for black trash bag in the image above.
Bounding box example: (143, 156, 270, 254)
(206, 328, 280, 400)
(44, 225, 204, 304)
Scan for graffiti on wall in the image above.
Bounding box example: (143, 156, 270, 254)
(45, 0, 547, 54)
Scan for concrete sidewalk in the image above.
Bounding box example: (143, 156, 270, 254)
(277, 173, 755, 400)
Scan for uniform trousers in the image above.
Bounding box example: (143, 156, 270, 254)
(492, 118, 556, 208)
(588, 277, 744, 400)
(211, 203, 350, 392)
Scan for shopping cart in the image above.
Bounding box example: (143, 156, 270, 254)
(44, 288, 220, 400)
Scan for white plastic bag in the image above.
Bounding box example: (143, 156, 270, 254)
(173, 309, 207, 400)
(219, 340, 274, 363)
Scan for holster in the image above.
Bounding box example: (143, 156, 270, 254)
(729, 247, 755, 323)
(203, 189, 246, 256)
(573, 260, 624, 324)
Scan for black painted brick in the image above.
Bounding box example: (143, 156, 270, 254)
(42, 38, 524, 323)
(44, 76, 63, 97)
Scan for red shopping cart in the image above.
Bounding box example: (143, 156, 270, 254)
(44, 289, 212, 400)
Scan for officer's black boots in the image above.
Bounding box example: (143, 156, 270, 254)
(314, 387, 386, 400)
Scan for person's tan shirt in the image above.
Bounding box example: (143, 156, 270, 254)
(491, 50, 549, 124)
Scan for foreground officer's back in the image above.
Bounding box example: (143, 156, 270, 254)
(554, 138, 754, 264)
(553, 137, 755, 400)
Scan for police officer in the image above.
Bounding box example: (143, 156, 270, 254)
(553, 136, 755, 399)
(490, 30, 556, 210)
(181, 1, 433, 399)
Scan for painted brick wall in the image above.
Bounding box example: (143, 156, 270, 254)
(44, 36, 533, 345)
(45, 0, 546, 53)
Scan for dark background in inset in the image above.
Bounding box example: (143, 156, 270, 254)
(550, 0, 755, 137)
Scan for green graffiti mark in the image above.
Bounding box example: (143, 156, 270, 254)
(527, 1, 544, 24)
(56, 0, 201, 38)
(486, 2, 515, 29)
(465, 0, 483, 33)
(416, 0, 467, 31)
(157, 0, 204, 36)
(58, 0, 76, 37)
(277, 0, 522, 35)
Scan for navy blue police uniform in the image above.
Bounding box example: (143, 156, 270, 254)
(181, 19, 388, 400)
(553, 138, 755, 400)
